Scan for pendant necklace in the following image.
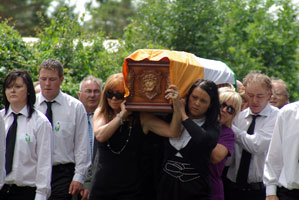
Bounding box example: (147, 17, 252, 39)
(107, 122, 132, 155)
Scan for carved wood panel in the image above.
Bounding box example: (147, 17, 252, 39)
(125, 59, 172, 112)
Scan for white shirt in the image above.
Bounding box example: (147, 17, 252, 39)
(0, 115, 5, 189)
(227, 103, 279, 183)
(263, 101, 299, 196)
(1, 106, 53, 200)
(36, 91, 91, 184)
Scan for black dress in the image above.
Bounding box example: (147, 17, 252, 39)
(90, 115, 160, 200)
(157, 118, 220, 200)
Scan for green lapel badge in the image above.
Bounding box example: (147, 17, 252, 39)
(55, 121, 60, 132)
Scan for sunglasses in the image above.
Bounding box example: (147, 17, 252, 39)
(106, 90, 124, 100)
(220, 102, 235, 115)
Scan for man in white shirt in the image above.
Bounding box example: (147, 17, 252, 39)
(35, 59, 91, 200)
(0, 115, 5, 189)
(264, 101, 299, 200)
(78, 75, 102, 200)
(224, 72, 279, 200)
(269, 79, 289, 109)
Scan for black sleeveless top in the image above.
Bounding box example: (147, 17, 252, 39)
(90, 114, 156, 200)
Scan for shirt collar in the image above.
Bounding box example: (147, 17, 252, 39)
(5, 105, 28, 119)
(38, 91, 63, 105)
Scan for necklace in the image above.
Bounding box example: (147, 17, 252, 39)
(107, 124, 132, 155)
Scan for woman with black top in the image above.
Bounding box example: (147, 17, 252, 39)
(89, 73, 181, 200)
(157, 79, 221, 200)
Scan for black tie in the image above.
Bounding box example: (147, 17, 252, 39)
(45, 101, 54, 125)
(5, 113, 20, 175)
(236, 114, 260, 185)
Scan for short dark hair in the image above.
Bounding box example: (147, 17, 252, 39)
(185, 79, 220, 125)
(2, 70, 36, 118)
(39, 58, 64, 77)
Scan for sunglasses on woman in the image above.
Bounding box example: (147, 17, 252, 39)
(106, 90, 124, 100)
(220, 102, 235, 115)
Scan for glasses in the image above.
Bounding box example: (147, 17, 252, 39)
(106, 90, 124, 100)
(83, 89, 101, 95)
(220, 102, 235, 115)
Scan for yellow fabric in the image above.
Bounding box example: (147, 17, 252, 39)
(122, 49, 204, 98)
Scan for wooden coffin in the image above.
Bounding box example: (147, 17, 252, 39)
(125, 59, 172, 112)
(123, 49, 236, 112)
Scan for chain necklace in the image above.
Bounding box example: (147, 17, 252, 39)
(107, 123, 132, 155)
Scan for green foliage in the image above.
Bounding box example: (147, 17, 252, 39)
(85, 0, 137, 38)
(0, 0, 52, 36)
(33, 6, 125, 98)
(0, 1, 298, 105)
(0, 20, 38, 107)
(124, 0, 299, 101)
(0, 7, 128, 103)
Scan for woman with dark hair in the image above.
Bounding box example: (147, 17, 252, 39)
(157, 79, 221, 200)
(0, 70, 52, 200)
(90, 73, 181, 200)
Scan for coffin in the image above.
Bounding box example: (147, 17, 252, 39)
(122, 49, 235, 112)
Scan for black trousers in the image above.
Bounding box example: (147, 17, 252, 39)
(277, 187, 299, 200)
(0, 184, 36, 200)
(223, 178, 265, 200)
(48, 163, 75, 200)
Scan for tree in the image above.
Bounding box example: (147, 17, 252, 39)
(85, 0, 136, 38)
(124, 0, 299, 101)
(0, 7, 129, 105)
(0, 0, 53, 36)
(34, 6, 127, 97)
(0, 20, 38, 107)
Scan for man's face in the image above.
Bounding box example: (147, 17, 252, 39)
(269, 82, 289, 109)
(39, 69, 63, 101)
(245, 83, 271, 114)
(78, 80, 101, 113)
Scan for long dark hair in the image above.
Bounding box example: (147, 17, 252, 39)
(185, 79, 220, 125)
(2, 70, 36, 118)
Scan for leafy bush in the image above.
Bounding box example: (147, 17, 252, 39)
(0, 20, 37, 107)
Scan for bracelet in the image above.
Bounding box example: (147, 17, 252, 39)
(117, 113, 124, 125)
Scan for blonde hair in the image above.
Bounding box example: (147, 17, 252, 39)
(219, 87, 242, 127)
(94, 73, 124, 122)
(243, 72, 272, 92)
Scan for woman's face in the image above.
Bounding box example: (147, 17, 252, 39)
(188, 86, 211, 119)
(5, 77, 28, 107)
(106, 85, 124, 113)
(219, 99, 235, 126)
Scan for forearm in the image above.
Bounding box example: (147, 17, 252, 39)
(169, 99, 182, 137)
(210, 144, 229, 164)
(94, 116, 121, 142)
